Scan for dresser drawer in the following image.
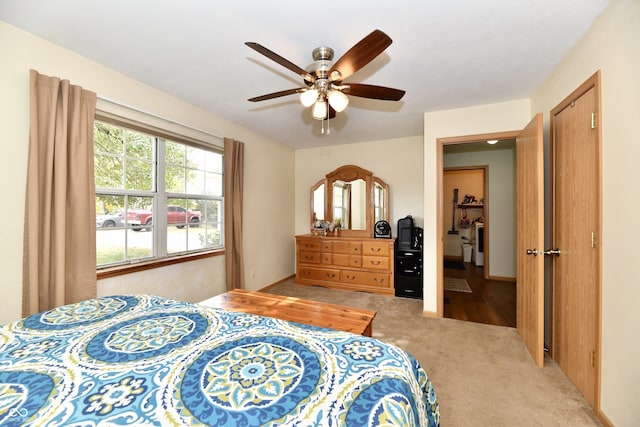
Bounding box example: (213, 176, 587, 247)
(363, 241, 390, 256)
(299, 251, 321, 264)
(333, 253, 362, 267)
(362, 255, 390, 270)
(298, 239, 322, 252)
(332, 241, 362, 254)
(298, 267, 341, 282)
(341, 270, 392, 288)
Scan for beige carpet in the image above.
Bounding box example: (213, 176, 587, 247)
(444, 277, 472, 293)
(264, 279, 602, 427)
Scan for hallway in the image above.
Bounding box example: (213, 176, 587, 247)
(443, 260, 516, 327)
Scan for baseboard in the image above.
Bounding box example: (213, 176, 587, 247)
(488, 275, 516, 283)
(259, 274, 295, 292)
(422, 310, 441, 318)
(596, 408, 614, 427)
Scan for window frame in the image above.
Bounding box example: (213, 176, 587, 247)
(94, 110, 225, 276)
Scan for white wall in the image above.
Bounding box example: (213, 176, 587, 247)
(0, 22, 295, 324)
(295, 136, 424, 235)
(530, 0, 640, 424)
(423, 99, 531, 313)
(443, 146, 517, 278)
(97, 257, 225, 303)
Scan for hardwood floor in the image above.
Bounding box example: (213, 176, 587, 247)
(443, 259, 516, 327)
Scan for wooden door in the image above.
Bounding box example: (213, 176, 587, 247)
(551, 74, 600, 406)
(516, 113, 545, 367)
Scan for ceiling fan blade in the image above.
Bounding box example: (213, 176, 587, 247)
(328, 30, 392, 82)
(245, 42, 315, 83)
(343, 84, 405, 101)
(248, 88, 305, 102)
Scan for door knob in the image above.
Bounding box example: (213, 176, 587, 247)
(543, 248, 561, 256)
(526, 248, 538, 256)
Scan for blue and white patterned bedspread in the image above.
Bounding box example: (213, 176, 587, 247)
(0, 294, 439, 426)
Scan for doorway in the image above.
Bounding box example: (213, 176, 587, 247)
(441, 139, 517, 327)
(436, 119, 544, 366)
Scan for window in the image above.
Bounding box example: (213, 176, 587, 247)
(94, 120, 223, 268)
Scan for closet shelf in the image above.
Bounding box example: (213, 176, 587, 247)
(457, 204, 484, 208)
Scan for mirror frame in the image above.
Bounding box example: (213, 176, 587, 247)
(327, 165, 372, 236)
(309, 164, 390, 237)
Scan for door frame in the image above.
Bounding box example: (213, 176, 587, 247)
(436, 130, 519, 316)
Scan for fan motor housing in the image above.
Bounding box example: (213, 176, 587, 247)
(307, 46, 334, 79)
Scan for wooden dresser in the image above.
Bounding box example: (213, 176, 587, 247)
(295, 235, 395, 296)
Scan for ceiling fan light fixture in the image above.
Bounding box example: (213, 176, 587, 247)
(328, 90, 349, 112)
(312, 100, 327, 120)
(300, 89, 318, 107)
(245, 30, 404, 131)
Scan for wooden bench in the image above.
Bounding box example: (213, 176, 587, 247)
(200, 289, 376, 337)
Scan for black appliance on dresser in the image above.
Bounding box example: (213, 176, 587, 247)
(394, 216, 424, 299)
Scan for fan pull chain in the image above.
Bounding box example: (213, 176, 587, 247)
(319, 104, 330, 135)
(325, 108, 331, 134)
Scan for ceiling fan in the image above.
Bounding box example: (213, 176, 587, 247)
(245, 30, 405, 125)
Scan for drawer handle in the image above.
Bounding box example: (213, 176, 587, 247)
(370, 247, 381, 253)
(374, 278, 384, 283)
(345, 274, 356, 280)
(304, 255, 314, 260)
(326, 273, 336, 278)
(304, 244, 314, 248)
(369, 260, 382, 265)
(302, 271, 311, 276)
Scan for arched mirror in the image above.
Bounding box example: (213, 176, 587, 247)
(374, 177, 389, 224)
(310, 179, 326, 224)
(310, 165, 390, 237)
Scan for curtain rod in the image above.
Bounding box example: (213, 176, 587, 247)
(96, 95, 224, 141)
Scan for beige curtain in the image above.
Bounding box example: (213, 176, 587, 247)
(224, 138, 245, 290)
(23, 70, 97, 316)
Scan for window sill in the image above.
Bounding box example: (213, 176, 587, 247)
(97, 249, 225, 280)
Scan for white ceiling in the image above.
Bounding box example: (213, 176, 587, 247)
(0, 0, 610, 149)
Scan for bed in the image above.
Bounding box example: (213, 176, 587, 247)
(0, 294, 440, 426)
